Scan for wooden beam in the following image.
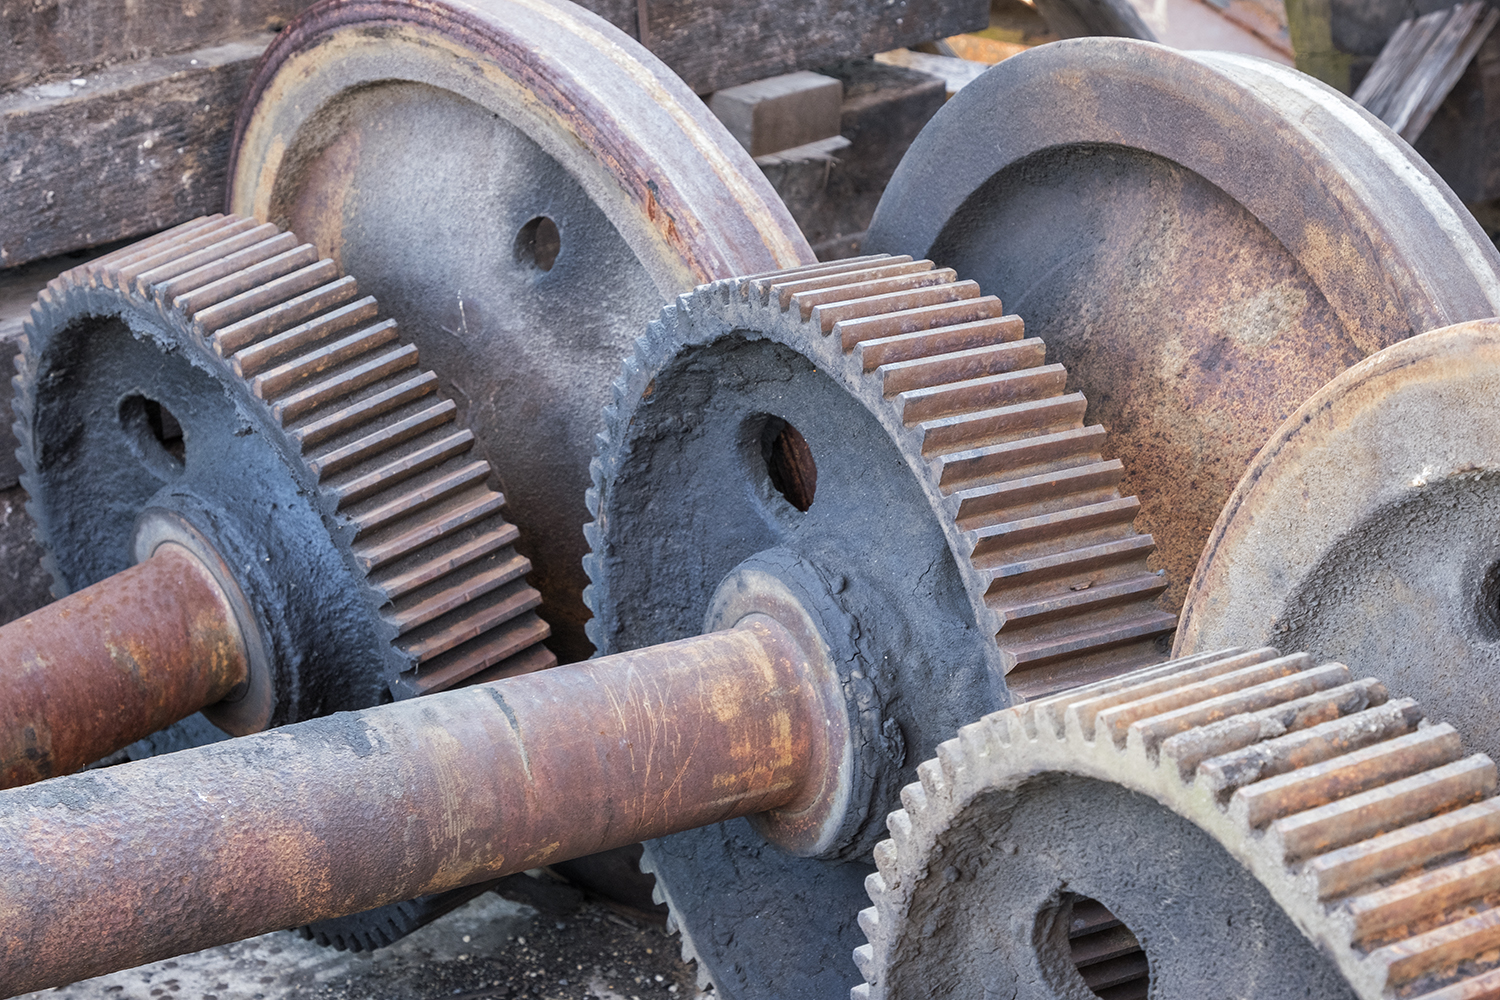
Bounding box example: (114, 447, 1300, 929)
(1, 36, 269, 268)
(631, 0, 988, 94)
(0, 1, 316, 92)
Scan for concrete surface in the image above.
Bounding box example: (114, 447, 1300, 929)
(22, 876, 702, 1000)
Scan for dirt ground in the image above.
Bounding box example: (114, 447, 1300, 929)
(24, 874, 703, 1000)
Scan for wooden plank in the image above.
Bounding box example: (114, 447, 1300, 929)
(1286, 0, 1352, 91)
(0, 36, 268, 268)
(1411, 27, 1500, 202)
(710, 71, 843, 156)
(1, 0, 986, 269)
(1353, 2, 1499, 142)
(632, 0, 988, 94)
(0, 0, 316, 91)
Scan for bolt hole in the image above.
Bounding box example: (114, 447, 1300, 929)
(515, 216, 561, 272)
(760, 416, 816, 512)
(119, 394, 186, 478)
(1063, 894, 1149, 999)
(1479, 560, 1500, 641)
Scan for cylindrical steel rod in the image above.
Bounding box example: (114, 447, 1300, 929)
(0, 544, 249, 789)
(0, 617, 823, 996)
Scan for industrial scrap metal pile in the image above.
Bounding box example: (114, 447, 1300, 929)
(6, 1, 1500, 999)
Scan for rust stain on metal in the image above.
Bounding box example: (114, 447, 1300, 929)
(0, 617, 836, 994)
(0, 546, 249, 789)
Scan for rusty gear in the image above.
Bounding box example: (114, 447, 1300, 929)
(858, 646, 1500, 999)
(16, 214, 552, 732)
(1177, 318, 1500, 777)
(866, 37, 1500, 620)
(584, 255, 1173, 997)
(228, 0, 814, 664)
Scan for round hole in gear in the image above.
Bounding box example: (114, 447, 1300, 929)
(1055, 893, 1149, 999)
(1477, 557, 1500, 644)
(118, 394, 187, 478)
(758, 415, 816, 512)
(514, 215, 561, 271)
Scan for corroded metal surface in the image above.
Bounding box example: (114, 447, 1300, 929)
(857, 647, 1500, 999)
(0, 545, 246, 789)
(866, 38, 1500, 620)
(16, 215, 552, 767)
(228, 0, 815, 662)
(1177, 318, 1500, 771)
(0, 618, 834, 996)
(586, 257, 1175, 998)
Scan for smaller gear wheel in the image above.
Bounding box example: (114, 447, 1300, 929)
(859, 646, 1500, 999)
(19, 213, 552, 722)
(585, 255, 1175, 998)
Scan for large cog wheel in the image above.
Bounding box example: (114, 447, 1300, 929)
(866, 37, 1500, 618)
(858, 646, 1500, 1000)
(17, 213, 552, 732)
(228, 0, 814, 662)
(585, 256, 1174, 997)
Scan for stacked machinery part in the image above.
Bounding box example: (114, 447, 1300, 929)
(585, 256, 1173, 997)
(1178, 318, 1500, 772)
(865, 38, 1500, 617)
(3, 214, 549, 790)
(0, 257, 1169, 999)
(227, 0, 815, 663)
(858, 646, 1500, 1000)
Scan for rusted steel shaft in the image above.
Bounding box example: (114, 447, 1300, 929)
(0, 544, 249, 789)
(0, 617, 823, 996)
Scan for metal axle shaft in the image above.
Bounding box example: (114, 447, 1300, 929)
(0, 544, 249, 788)
(0, 615, 836, 996)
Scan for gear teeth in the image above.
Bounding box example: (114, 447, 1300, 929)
(784, 257, 1176, 692)
(636, 846, 708, 989)
(857, 646, 1500, 1000)
(584, 257, 1183, 992)
(19, 215, 553, 699)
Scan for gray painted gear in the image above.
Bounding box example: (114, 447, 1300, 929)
(584, 255, 1172, 997)
(228, 0, 814, 664)
(858, 646, 1500, 1000)
(16, 213, 552, 732)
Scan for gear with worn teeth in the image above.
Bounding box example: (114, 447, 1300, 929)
(858, 645, 1500, 999)
(17, 213, 556, 951)
(18, 213, 552, 715)
(584, 255, 1174, 997)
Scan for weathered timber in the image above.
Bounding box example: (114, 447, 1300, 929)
(1, 0, 316, 91)
(626, 0, 987, 94)
(4, 0, 984, 268)
(1, 37, 269, 268)
(1353, 2, 1499, 141)
(1416, 29, 1500, 203)
(711, 71, 843, 156)
(1286, 0, 1351, 90)
(758, 59, 945, 257)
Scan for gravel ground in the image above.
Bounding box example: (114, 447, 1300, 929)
(24, 874, 702, 1000)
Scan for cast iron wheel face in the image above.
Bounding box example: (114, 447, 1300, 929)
(586, 256, 1174, 997)
(16, 215, 550, 747)
(865, 37, 1500, 620)
(229, 0, 814, 662)
(1177, 319, 1500, 768)
(858, 647, 1500, 1000)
